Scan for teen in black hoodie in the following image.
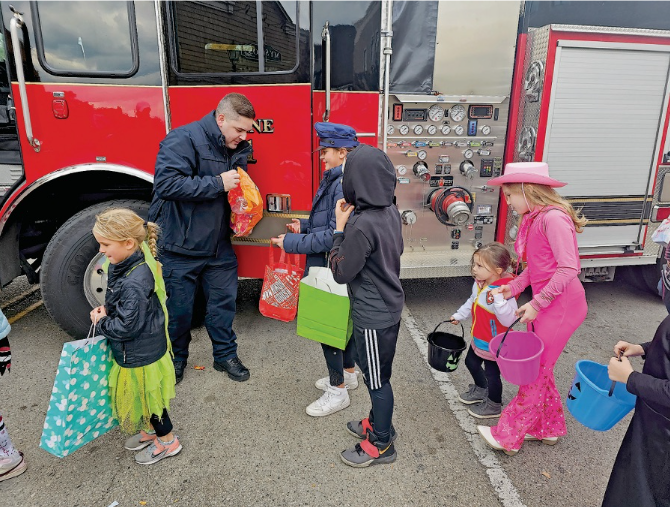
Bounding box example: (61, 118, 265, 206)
(329, 144, 404, 467)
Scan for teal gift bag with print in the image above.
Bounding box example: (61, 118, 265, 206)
(40, 330, 117, 458)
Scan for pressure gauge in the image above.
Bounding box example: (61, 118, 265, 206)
(453, 125, 464, 136)
(396, 165, 408, 176)
(417, 150, 428, 160)
(401, 210, 417, 225)
(464, 149, 474, 159)
(441, 125, 451, 135)
(399, 124, 409, 135)
(387, 125, 395, 135)
(428, 105, 445, 122)
(413, 125, 424, 135)
(480, 125, 491, 135)
(427, 125, 437, 135)
(449, 104, 466, 122)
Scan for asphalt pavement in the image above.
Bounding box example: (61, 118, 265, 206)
(0, 274, 665, 507)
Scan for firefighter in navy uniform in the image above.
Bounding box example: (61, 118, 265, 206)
(148, 93, 255, 384)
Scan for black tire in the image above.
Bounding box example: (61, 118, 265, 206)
(41, 200, 149, 339)
(617, 249, 665, 296)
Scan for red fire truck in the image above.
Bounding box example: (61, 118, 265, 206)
(1, 0, 670, 338)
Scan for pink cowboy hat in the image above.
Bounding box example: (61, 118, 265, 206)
(488, 162, 566, 188)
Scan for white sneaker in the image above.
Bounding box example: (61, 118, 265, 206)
(315, 370, 359, 391)
(477, 425, 518, 456)
(306, 386, 351, 417)
(0, 452, 26, 482)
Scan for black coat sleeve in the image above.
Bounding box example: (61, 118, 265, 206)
(626, 339, 670, 410)
(98, 282, 150, 342)
(329, 227, 371, 285)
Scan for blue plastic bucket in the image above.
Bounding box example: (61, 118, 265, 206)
(566, 360, 636, 431)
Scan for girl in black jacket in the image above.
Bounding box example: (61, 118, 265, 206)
(90, 208, 182, 465)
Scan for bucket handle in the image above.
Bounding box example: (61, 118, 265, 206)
(494, 317, 535, 359)
(608, 352, 622, 397)
(432, 320, 465, 339)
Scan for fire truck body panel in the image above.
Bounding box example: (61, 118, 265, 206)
(505, 24, 670, 286)
(2, 1, 670, 338)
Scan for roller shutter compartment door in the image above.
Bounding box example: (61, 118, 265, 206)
(543, 44, 670, 250)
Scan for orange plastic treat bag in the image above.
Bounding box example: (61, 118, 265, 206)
(228, 167, 263, 237)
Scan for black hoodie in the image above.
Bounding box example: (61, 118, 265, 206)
(329, 144, 404, 328)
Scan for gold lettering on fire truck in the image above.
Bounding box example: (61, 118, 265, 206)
(251, 119, 275, 134)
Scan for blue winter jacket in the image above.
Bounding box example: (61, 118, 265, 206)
(148, 111, 252, 257)
(282, 165, 344, 274)
(0, 309, 10, 339)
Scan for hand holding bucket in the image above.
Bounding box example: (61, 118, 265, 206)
(489, 317, 544, 385)
(427, 321, 467, 373)
(607, 352, 622, 397)
(567, 360, 636, 431)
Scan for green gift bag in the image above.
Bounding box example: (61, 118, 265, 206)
(296, 267, 352, 350)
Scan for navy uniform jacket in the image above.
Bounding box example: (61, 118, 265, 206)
(282, 164, 343, 274)
(148, 111, 251, 257)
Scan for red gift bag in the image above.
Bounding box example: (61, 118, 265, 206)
(259, 247, 304, 322)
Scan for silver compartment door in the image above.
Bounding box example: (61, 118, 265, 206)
(543, 42, 670, 251)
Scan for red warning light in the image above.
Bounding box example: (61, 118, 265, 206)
(393, 104, 403, 121)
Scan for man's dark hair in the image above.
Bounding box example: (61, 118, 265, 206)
(216, 93, 255, 120)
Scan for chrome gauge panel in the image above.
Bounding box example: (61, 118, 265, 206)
(385, 96, 510, 267)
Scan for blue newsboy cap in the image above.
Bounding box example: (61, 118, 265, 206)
(314, 122, 359, 150)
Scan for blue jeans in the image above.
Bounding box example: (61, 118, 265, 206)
(160, 249, 239, 363)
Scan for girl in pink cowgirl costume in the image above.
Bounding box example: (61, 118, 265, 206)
(477, 162, 588, 455)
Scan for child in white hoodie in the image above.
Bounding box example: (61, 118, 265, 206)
(451, 242, 518, 419)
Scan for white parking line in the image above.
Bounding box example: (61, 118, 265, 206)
(402, 306, 526, 507)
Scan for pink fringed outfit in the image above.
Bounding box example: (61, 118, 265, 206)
(490, 207, 588, 451)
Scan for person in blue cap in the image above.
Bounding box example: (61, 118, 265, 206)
(271, 122, 360, 417)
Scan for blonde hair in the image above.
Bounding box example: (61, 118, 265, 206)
(503, 183, 587, 233)
(93, 208, 160, 258)
(472, 242, 514, 275)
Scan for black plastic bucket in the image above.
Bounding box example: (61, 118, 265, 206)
(427, 321, 467, 372)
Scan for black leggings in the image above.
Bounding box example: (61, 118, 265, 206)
(322, 339, 356, 387)
(150, 409, 173, 438)
(464, 346, 502, 404)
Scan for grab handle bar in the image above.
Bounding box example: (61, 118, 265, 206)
(9, 7, 41, 152)
(321, 21, 331, 122)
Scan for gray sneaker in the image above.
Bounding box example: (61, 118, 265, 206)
(467, 398, 502, 419)
(458, 384, 488, 405)
(124, 430, 157, 451)
(135, 436, 182, 465)
(341, 434, 397, 468)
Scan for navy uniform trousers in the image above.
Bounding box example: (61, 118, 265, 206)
(160, 249, 239, 363)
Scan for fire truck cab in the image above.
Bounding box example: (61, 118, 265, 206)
(1, 1, 670, 339)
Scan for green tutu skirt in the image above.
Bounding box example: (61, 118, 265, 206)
(109, 351, 176, 434)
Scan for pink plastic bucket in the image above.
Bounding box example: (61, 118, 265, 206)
(489, 318, 544, 385)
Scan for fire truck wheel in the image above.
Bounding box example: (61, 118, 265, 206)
(41, 200, 150, 339)
(617, 252, 665, 296)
